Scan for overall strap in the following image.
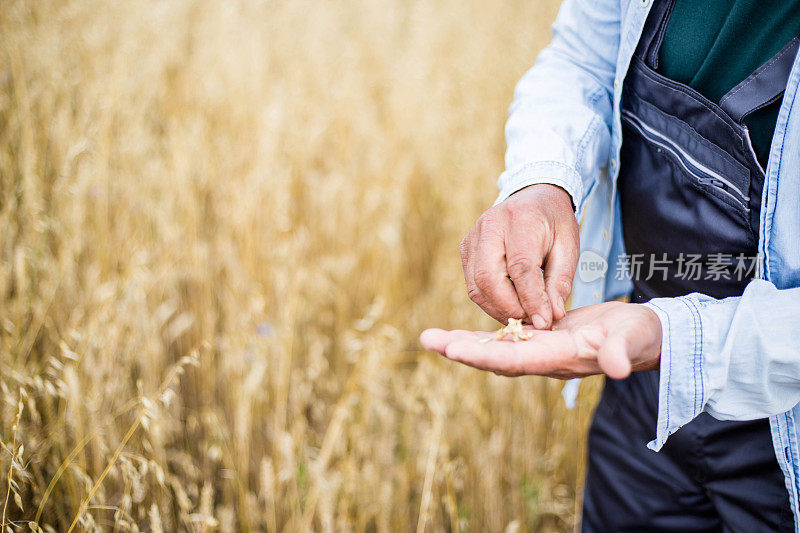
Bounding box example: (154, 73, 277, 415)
(634, 0, 676, 68)
(719, 36, 800, 123)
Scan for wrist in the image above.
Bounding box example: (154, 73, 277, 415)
(641, 305, 663, 370)
(509, 183, 575, 215)
(495, 162, 583, 210)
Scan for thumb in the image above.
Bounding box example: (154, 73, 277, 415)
(598, 309, 663, 379)
(573, 324, 631, 379)
(597, 332, 633, 380)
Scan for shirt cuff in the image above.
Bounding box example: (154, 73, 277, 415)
(643, 297, 708, 451)
(494, 161, 583, 209)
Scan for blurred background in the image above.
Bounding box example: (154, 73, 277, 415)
(0, 0, 603, 530)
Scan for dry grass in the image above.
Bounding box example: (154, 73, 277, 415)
(0, 0, 601, 530)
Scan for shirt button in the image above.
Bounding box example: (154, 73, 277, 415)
(610, 158, 618, 170)
(593, 291, 602, 302)
(640, 0, 650, 6)
(603, 229, 611, 241)
(614, 79, 620, 91)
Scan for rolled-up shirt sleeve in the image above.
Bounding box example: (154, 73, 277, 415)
(644, 279, 800, 451)
(495, 0, 619, 215)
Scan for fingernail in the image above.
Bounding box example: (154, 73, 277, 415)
(532, 314, 547, 329)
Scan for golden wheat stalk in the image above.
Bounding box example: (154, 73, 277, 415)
(1, 394, 24, 529)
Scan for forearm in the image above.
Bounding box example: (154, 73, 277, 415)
(497, 0, 619, 215)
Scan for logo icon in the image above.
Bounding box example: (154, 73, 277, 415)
(578, 250, 608, 283)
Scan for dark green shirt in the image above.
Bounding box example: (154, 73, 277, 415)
(659, 0, 800, 165)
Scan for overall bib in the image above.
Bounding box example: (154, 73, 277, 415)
(582, 2, 797, 531)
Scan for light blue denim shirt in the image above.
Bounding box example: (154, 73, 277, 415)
(496, 0, 800, 527)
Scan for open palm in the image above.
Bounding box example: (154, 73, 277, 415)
(420, 301, 662, 379)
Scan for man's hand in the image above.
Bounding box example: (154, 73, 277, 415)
(419, 302, 662, 380)
(460, 184, 578, 329)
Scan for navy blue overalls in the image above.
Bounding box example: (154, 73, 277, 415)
(582, 2, 798, 531)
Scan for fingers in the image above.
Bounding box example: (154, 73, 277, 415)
(419, 328, 493, 354)
(420, 326, 543, 375)
(423, 322, 622, 379)
(543, 225, 579, 321)
(461, 185, 577, 327)
(464, 221, 526, 323)
(444, 339, 521, 374)
(439, 331, 566, 375)
(419, 328, 450, 353)
(504, 221, 551, 328)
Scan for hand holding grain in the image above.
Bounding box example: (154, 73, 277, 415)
(420, 301, 662, 380)
(460, 184, 578, 329)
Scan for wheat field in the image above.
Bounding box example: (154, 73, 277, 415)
(0, 0, 603, 530)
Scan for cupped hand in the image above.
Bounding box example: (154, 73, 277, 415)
(460, 184, 578, 329)
(420, 302, 662, 380)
